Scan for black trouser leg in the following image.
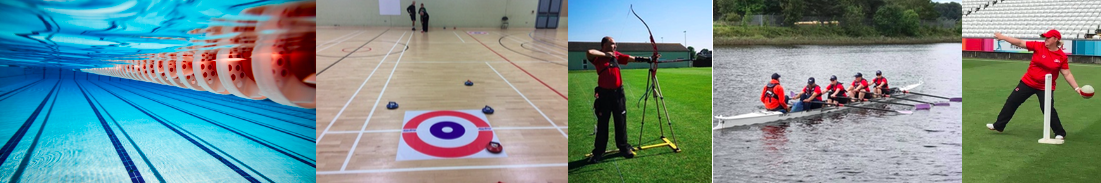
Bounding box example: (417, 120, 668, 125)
(592, 96, 611, 156)
(611, 92, 630, 150)
(1035, 89, 1067, 137)
(994, 82, 1035, 130)
(421, 17, 429, 32)
(592, 88, 630, 155)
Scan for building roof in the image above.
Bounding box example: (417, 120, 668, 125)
(568, 42, 690, 52)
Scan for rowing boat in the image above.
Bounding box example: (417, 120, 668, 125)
(712, 81, 923, 130)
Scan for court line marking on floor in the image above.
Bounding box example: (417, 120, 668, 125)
(528, 30, 567, 49)
(317, 163, 567, 174)
(466, 30, 568, 100)
(317, 29, 394, 75)
(500, 33, 567, 58)
(325, 126, 569, 134)
(402, 60, 554, 63)
(317, 30, 362, 48)
(317, 31, 408, 144)
(486, 62, 566, 138)
(452, 31, 466, 43)
(341, 31, 415, 171)
(317, 30, 366, 52)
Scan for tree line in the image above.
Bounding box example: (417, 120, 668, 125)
(715, 0, 962, 37)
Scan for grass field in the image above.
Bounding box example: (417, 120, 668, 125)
(567, 67, 712, 182)
(963, 58, 1101, 182)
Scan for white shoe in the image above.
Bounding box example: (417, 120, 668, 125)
(986, 124, 1001, 132)
(1056, 135, 1064, 140)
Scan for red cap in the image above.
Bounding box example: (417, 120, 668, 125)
(1041, 29, 1061, 40)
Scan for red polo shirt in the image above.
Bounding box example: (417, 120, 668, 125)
(591, 51, 632, 89)
(1021, 41, 1069, 90)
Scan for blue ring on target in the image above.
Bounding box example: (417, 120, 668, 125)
(429, 121, 465, 140)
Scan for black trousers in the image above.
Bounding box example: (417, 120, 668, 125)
(420, 16, 430, 32)
(592, 87, 631, 156)
(993, 81, 1066, 136)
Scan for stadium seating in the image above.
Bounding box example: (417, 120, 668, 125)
(963, 0, 1101, 39)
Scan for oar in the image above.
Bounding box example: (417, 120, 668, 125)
(859, 91, 950, 106)
(849, 98, 929, 109)
(834, 97, 932, 110)
(902, 90, 963, 102)
(810, 101, 913, 114)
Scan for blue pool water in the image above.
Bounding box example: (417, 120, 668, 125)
(0, 0, 315, 182)
(0, 68, 316, 182)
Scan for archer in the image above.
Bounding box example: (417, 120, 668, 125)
(585, 36, 656, 163)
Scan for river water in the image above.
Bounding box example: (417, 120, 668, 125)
(712, 43, 962, 182)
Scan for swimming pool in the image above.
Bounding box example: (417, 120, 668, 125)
(0, 0, 315, 182)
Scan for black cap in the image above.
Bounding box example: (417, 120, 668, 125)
(875, 70, 882, 75)
(808, 77, 815, 84)
(772, 73, 781, 79)
(829, 75, 837, 81)
(854, 73, 863, 77)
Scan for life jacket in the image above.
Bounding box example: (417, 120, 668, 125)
(873, 77, 888, 89)
(765, 83, 780, 100)
(852, 78, 869, 92)
(827, 83, 847, 97)
(762, 80, 787, 110)
(802, 84, 821, 101)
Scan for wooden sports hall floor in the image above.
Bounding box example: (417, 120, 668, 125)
(314, 26, 568, 182)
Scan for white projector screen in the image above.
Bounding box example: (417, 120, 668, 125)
(379, 0, 400, 15)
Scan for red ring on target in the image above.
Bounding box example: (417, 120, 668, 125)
(402, 111, 493, 158)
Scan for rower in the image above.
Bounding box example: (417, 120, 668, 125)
(825, 75, 849, 105)
(872, 70, 890, 96)
(760, 73, 790, 113)
(847, 72, 870, 101)
(791, 77, 823, 112)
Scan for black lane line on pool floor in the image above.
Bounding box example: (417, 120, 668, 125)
(86, 81, 263, 183)
(130, 83, 315, 128)
(82, 80, 167, 183)
(0, 80, 59, 166)
(0, 78, 44, 102)
(317, 28, 392, 75)
(88, 81, 277, 183)
(8, 80, 62, 183)
(75, 81, 145, 183)
(103, 82, 316, 143)
(98, 81, 316, 167)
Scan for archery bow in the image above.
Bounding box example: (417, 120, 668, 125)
(630, 5, 695, 106)
(631, 4, 659, 106)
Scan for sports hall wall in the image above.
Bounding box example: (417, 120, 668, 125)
(317, 0, 566, 28)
